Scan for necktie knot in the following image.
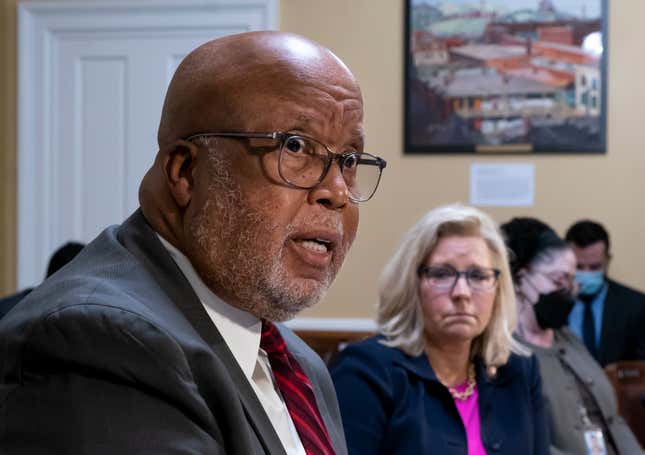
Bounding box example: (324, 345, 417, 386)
(261, 320, 291, 367)
(260, 320, 285, 354)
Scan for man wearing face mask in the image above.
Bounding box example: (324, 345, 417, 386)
(565, 220, 645, 367)
(501, 218, 642, 455)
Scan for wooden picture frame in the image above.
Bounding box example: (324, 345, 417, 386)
(404, 0, 608, 154)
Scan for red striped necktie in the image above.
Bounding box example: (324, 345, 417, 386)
(260, 320, 335, 455)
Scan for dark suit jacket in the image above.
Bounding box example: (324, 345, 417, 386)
(0, 210, 347, 455)
(598, 279, 645, 367)
(0, 288, 32, 319)
(330, 336, 549, 455)
(523, 329, 643, 455)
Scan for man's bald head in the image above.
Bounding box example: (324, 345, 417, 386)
(157, 31, 360, 148)
(141, 31, 363, 246)
(141, 31, 365, 320)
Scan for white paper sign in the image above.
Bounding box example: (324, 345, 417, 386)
(470, 163, 535, 207)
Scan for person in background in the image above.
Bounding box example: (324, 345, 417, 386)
(565, 220, 645, 366)
(331, 204, 548, 455)
(501, 217, 642, 455)
(0, 241, 85, 318)
(0, 31, 387, 454)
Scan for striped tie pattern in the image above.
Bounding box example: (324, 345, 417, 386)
(260, 320, 335, 455)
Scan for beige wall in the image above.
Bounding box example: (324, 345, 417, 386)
(1, 1, 644, 321)
(280, 0, 645, 319)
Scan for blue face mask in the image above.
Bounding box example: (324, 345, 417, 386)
(576, 270, 605, 296)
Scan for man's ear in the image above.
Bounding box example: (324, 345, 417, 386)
(163, 140, 199, 209)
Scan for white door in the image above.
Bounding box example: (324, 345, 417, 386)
(18, 0, 278, 288)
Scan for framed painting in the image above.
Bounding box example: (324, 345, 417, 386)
(404, 0, 607, 154)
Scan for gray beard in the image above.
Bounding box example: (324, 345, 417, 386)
(188, 150, 340, 321)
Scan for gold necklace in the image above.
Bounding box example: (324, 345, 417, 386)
(446, 363, 476, 401)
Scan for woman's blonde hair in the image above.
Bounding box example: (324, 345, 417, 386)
(377, 203, 528, 369)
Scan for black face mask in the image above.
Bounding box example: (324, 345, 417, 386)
(532, 289, 575, 330)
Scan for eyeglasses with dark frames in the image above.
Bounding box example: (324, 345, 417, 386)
(185, 131, 387, 203)
(417, 264, 501, 292)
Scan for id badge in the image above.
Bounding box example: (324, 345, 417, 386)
(583, 429, 607, 455)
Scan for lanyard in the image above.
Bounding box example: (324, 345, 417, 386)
(579, 405, 607, 455)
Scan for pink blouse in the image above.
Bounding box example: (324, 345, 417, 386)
(452, 382, 487, 455)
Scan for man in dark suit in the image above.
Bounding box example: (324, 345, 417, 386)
(0, 241, 84, 319)
(0, 31, 386, 454)
(566, 220, 645, 367)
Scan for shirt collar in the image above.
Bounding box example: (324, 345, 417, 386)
(575, 281, 608, 306)
(156, 234, 261, 379)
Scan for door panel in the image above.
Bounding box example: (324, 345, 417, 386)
(18, 1, 278, 287)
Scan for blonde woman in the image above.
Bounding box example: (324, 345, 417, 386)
(331, 204, 548, 455)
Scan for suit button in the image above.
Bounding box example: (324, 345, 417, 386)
(490, 441, 502, 451)
(558, 348, 566, 355)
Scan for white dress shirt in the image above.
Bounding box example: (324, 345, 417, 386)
(157, 235, 306, 455)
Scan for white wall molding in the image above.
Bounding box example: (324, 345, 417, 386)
(285, 318, 377, 332)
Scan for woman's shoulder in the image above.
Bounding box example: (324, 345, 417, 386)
(556, 327, 589, 350)
(329, 334, 410, 377)
(334, 334, 401, 363)
(495, 351, 541, 383)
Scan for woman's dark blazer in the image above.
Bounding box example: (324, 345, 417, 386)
(330, 336, 549, 455)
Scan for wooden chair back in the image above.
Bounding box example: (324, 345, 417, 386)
(294, 329, 374, 365)
(604, 360, 645, 447)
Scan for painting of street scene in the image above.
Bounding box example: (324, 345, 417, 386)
(405, 0, 606, 153)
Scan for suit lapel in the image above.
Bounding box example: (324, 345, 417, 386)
(476, 361, 502, 445)
(556, 331, 613, 415)
(118, 210, 286, 455)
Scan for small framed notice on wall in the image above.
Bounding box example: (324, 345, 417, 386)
(470, 163, 535, 207)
